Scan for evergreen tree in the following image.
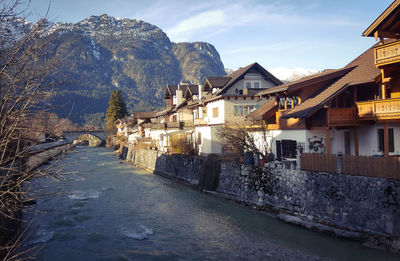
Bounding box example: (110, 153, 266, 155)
(105, 90, 129, 132)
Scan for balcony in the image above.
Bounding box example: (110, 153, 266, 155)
(356, 98, 400, 120)
(327, 107, 357, 126)
(374, 40, 400, 67)
(308, 108, 356, 126)
(194, 118, 208, 125)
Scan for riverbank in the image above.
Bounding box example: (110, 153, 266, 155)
(25, 142, 74, 171)
(22, 146, 400, 260)
(122, 145, 400, 253)
(0, 141, 73, 259)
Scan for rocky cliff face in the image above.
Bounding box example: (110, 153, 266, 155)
(44, 14, 225, 124)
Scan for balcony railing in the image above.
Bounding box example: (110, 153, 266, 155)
(194, 118, 208, 125)
(327, 107, 357, 125)
(183, 120, 194, 128)
(356, 98, 400, 120)
(374, 40, 400, 67)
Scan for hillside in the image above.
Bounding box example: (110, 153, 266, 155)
(44, 14, 225, 124)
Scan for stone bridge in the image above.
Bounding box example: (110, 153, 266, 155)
(63, 131, 108, 143)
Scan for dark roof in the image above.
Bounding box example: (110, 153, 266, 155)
(283, 44, 380, 119)
(184, 85, 199, 98)
(205, 77, 231, 88)
(256, 67, 354, 96)
(164, 85, 178, 99)
(363, 0, 400, 38)
(133, 111, 158, 119)
(155, 108, 172, 117)
(216, 62, 283, 95)
(202, 63, 282, 97)
(247, 99, 276, 120)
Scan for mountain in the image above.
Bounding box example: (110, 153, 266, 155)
(269, 67, 318, 83)
(43, 14, 225, 124)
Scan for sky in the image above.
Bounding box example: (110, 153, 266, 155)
(25, 0, 394, 78)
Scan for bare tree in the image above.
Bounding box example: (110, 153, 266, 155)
(0, 1, 57, 259)
(217, 120, 271, 162)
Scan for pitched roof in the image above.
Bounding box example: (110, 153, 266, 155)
(164, 84, 197, 99)
(247, 99, 276, 120)
(216, 62, 283, 95)
(202, 63, 282, 97)
(184, 85, 199, 98)
(164, 85, 179, 99)
(205, 77, 231, 88)
(256, 67, 354, 96)
(363, 0, 400, 38)
(155, 108, 172, 117)
(133, 111, 158, 119)
(283, 45, 380, 119)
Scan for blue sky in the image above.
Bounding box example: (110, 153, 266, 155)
(26, 0, 393, 76)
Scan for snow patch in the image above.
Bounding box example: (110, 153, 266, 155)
(269, 67, 318, 82)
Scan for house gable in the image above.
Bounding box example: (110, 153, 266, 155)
(216, 62, 283, 95)
(363, 0, 400, 39)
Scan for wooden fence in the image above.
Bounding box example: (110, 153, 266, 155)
(342, 155, 400, 179)
(300, 153, 336, 173)
(300, 153, 400, 180)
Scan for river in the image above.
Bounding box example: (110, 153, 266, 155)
(22, 146, 399, 260)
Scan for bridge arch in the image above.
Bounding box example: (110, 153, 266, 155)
(63, 131, 108, 147)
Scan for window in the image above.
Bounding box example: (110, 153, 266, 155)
(234, 105, 260, 116)
(244, 81, 261, 89)
(276, 140, 297, 159)
(212, 107, 219, 118)
(378, 128, 394, 152)
(197, 132, 202, 145)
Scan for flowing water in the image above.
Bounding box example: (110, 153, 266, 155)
(22, 146, 399, 260)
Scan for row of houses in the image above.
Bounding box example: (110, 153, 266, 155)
(118, 0, 400, 161)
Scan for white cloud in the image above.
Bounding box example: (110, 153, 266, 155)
(165, 3, 266, 42)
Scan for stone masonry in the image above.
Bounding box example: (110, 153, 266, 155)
(125, 146, 400, 251)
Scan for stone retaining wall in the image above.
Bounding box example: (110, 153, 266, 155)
(126, 146, 400, 251)
(25, 143, 73, 171)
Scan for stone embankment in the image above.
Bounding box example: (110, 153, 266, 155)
(122, 145, 400, 253)
(25, 142, 73, 171)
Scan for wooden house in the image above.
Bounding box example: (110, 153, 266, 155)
(360, 0, 400, 157)
(248, 3, 400, 160)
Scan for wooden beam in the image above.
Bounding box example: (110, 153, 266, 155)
(326, 128, 331, 154)
(353, 86, 357, 102)
(384, 123, 389, 158)
(382, 83, 387, 99)
(354, 127, 359, 156)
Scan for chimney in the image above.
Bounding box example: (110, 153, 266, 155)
(198, 84, 203, 100)
(176, 89, 183, 105)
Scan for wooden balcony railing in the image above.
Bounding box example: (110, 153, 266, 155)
(327, 107, 357, 125)
(356, 98, 400, 120)
(374, 40, 400, 67)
